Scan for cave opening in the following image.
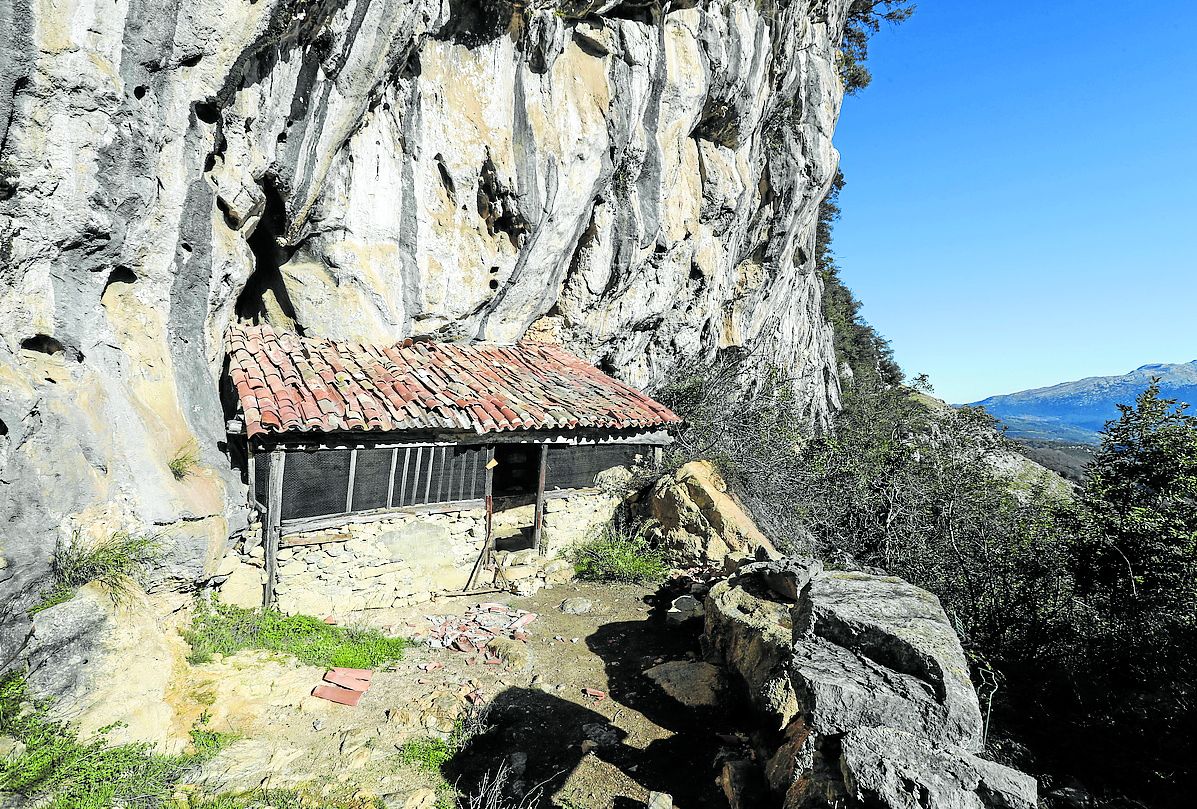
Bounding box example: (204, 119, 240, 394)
(103, 266, 137, 294)
(436, 0, 513, 47)
(477, 154, 528, 250)
(234, 176, 301, 329)
(20, 335, 65, 356)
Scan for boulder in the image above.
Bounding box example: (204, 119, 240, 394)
(648, 461, 778, 567)
(836, 726, 1037, 809)
(704, 559, 1037, 808)
(796, 571, 983, 750)
(739, 557, 823, 602)
(21, 584, 189, 750)
(665, 594, 704, 625)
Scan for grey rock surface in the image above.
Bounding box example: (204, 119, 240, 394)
(1, 0, 850, 674)
(706, 560, 1037, 808)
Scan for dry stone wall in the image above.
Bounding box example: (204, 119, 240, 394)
(217, 489, 621, 615)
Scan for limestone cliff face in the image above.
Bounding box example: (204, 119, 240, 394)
(0, 0, 846, 626)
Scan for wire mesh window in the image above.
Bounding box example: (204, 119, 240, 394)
(545, 444, 647, 491)
(268, 444, 490, 522)
(252, 452, 269, 508)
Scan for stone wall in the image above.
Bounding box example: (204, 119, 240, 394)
(218, 489, 623, 616)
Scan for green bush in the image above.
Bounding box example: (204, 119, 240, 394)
(569, 521, 667, 584)
(30, 531, 162, 614)
(184, 601, 409, 669)
(0, 673, 229, 809)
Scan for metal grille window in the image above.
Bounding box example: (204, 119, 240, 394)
(545, 444, 646, 491)
(269, 444, 490, 522)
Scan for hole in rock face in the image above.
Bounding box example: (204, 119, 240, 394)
(133, 85, 148, 100)
(20, 335, 65, 355)
(0, 417, 7, 436)
(235, 175, 301, 328)
(434, 153, 456, 198)
(102, 266, 137, 303)
(437, 0, 513, 47)
(180, 53, 203, 68)
(489, 279, 499, 290)
(193, 102, 220, 125)
(476, 154, 528, 250)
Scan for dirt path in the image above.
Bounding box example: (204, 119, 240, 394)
(445, 581, 746, 808)
(192, 580, 748, 808)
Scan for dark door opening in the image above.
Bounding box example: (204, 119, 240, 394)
(491, 444, 541, 498)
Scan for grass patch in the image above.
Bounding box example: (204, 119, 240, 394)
(398, 735, 455, 772)
(189, 787, 380, 808)
(184, 601, 409, 669)
(0, 672, 231, 809)
(169, 441, 200, 480)
(30, 531, 162, 614)
(568, 520, 667, 584)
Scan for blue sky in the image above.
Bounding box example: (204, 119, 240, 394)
(831, 1, 1197, 404)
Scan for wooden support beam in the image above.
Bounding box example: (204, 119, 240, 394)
(464, 446, 496, 591)
(263, 449, 285, 610)
(533, 443, 549, 556)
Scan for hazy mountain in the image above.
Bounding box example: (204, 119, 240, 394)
(967, 361, 1197, 445)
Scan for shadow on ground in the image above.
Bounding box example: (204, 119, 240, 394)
(445, 585, 764, 808)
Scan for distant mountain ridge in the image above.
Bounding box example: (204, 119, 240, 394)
(966, 360, 1197, 445)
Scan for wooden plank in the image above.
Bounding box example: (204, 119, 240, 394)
(411, 446, 424, 504)
(398, 446, 411, 506)
(532, 443, 549, 556)
(345, 448, 358, 512)
(281, 531, 352, 548)
(435, 446, 446, 503)
(423, 446, 434, 504)
(279, 497, 503, 535)
(386, 447, 398, 508)
(263, 449, 285, 609)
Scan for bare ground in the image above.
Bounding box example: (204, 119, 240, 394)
(190, 580, 754, 808)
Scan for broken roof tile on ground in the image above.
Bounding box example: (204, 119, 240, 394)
(225, 323, 681, 439)
(423, 604, 537, 656)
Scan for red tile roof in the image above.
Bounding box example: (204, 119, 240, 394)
(225, 324, 681, 439)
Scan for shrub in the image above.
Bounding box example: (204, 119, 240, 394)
(0, 672, 230, 809)
(169, 441, 200, 480)
(184, 601, 409, 669)
(568, 520, 667, 584)
(459, 762, 544, 809)
(30, 531, 162, 614)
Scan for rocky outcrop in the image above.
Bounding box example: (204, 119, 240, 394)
(1, 1, 846, 651)
(648, 460, 779, 567)
(706, 561, 1038, 809)
(16, 584, 192, 750)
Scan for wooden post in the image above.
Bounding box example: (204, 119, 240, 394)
(532, 443, 549, 556)
(464, 446, 496, 592)
(263, 448, 285, 610)
(484, 445, 495, 566)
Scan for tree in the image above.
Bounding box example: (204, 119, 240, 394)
(1076, 380, 1197, 631)
(840, 1, 916, 94)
